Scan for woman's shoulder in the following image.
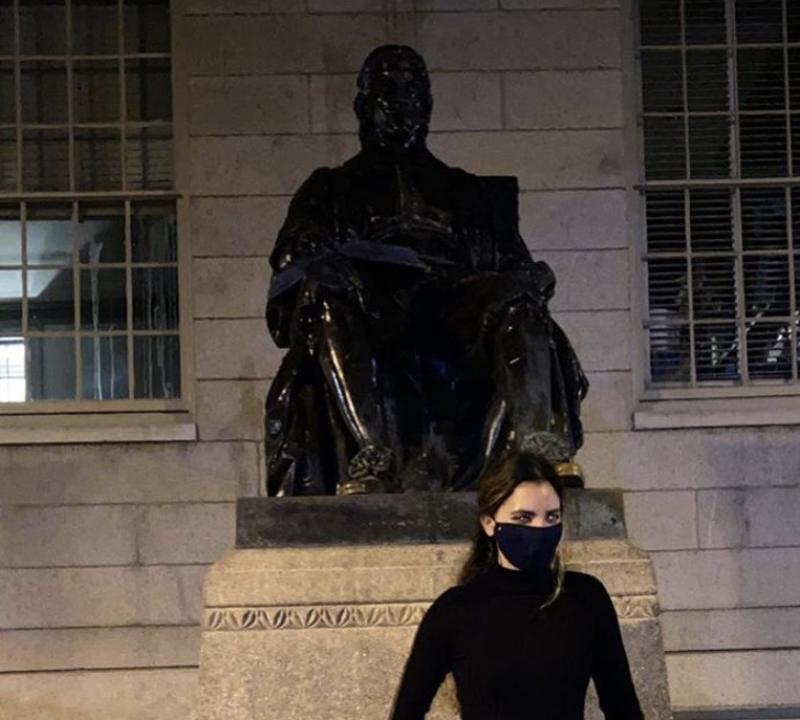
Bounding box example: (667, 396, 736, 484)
(563, 570, 612, 599)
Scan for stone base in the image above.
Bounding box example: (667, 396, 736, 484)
(197, 540, 672, 720)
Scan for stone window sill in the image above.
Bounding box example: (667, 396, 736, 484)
(633, 395, 800, 430)
(0, 413, 197, 445)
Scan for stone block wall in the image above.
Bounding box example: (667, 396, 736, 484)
(0, 0, 798, 718)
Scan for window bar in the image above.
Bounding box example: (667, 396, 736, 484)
(65, 0, 83, 400)
(72, 200, 82, 399)
(679, 0, 697, 386)
(728, 0, 749, 384)
(13, 0, 21, 195)
(66, 0, 75, 193)
(20, 200, 28, 400)
(124, 200, 135, 400)
(118, 0, 127, 194)
(782, 0, 799, 381)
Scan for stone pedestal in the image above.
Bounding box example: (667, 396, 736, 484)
(197, 492, 672, 720)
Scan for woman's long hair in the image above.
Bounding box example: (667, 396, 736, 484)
(458, 452, 567, 608)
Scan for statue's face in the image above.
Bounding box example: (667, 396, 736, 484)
(356, 54, 432, 151)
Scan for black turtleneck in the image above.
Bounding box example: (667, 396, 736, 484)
(389, 565, 644, 720)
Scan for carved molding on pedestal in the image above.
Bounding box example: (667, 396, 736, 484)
(204, 595, 658, 632)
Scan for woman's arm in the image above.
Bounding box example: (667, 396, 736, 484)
(590, 578, 645, 720)
(389, 593, 455, 720)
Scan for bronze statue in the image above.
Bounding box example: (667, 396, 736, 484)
(265, 45, 588, 496)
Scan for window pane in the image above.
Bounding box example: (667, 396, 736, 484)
(791, 189, 800, 248)
(19, 1, 66, 56)
(28, 268, 73, 330)
(647, 259, 688, 320)
(28, 335, 75, 400)
(126, 59, 171, 122)
(124, 0, 170, 54)
(639, 0, 681, 46)
(80, 268, 126, 331)
(739, 115, 787, 178)
(72, 0, 118, 55)
(743, 255, 790, 319)
(0, 4, 13, 56)
(75, 128, 122, 191)
(687, 50, 729, 113)
(126, 126, 172, 189)
(790, 48, 800, 110)
(737, 49, 786, 112)
(695, 323, 739, 381)
(133, 267, 177, 330)
(741, 187, 787, 251)
(74, 61, 120, 123)
(27, 204, 72, 265)
(644, 117, 686, 180)
(641, 50, 683, 114)
(689, 116, 731, 179)
(736, 0, 783, 45)
(790, 0, 800, 43)
(0, 128, 15, 191)
(646, 190, 686, 254)
(132, 202, 175, 262)
(0, 205, 21, 265)
(690, 188, 733, 252)
(0, 62, 14, 123)
(692, 257, 736, 319)
(747, 322, 792, 379)
(0, 270, 22, 333)
(81, 335, 128, 399)
(134, 333, 179, 399)
(21, 62, 67, 123)
(685, 0, 726, 45)
(0, 338, 25, 402)
(22, 129, 69, 191)
(78, 204, 125, 263)
(648, 324, 691, 383)
(791, 114, 800, 177)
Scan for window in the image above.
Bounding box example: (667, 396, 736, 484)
(0, 0, 180, 408)
(638, 0, 800, 393)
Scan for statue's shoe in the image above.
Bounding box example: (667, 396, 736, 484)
(340, 443, 394, 494)
(554, 461, 585, 488)
(518, 431, 574, 462)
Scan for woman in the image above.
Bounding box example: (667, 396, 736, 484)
(389, 452, 644, 720)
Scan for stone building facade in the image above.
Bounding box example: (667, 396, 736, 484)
(1, 1, 798, 718)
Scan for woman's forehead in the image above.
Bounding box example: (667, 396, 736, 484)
(505, 481, 561, 509)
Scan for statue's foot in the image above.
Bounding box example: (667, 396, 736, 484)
(518, 431, 574, 462)
(341, 443, 393, 495)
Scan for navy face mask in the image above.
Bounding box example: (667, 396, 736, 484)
(494, 521, 563, 572)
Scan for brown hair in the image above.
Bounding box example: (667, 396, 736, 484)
(458, 452, 566, 608)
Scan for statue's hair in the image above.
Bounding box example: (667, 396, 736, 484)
(458, 452, 566, 609)
(356, 44, 430, 93)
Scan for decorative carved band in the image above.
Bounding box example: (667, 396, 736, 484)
(613, 594, 660, 621)
(205, 595, 658, 632)
(205, 602, 430, 632)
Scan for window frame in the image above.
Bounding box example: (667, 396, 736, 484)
(627, 0, 800, 423)
(0, 0, 194, 434)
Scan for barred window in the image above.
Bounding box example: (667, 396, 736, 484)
(638, 0, 800, 390)
(0, 0, 180, 406)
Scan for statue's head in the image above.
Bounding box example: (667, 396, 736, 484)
(354, 45, 432, 152)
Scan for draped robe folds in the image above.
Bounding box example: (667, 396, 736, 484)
(264, 146, 588, 496)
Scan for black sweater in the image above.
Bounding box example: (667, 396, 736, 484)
(389, 564, 644, 720)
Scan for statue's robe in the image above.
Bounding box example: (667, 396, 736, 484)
(265, 146, 587, 495)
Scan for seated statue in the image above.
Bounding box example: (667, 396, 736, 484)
(264, 45, 589, 496)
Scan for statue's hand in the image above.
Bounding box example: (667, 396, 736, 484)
(277, 230, 334, 270)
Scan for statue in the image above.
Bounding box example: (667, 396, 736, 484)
(264, 45, 589, 496)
